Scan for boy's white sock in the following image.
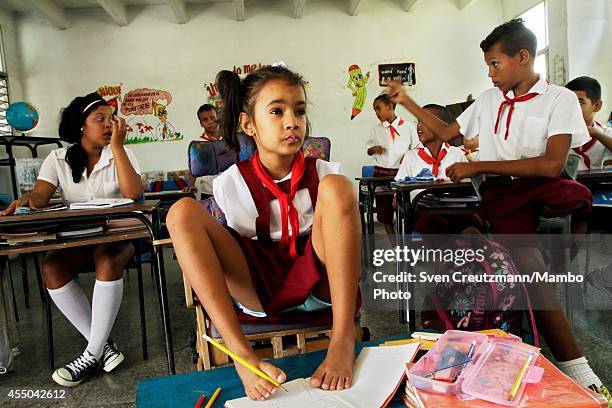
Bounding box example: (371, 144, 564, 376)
(557, 356, 603, 387)
(86, 278, 123, 360)
(47, 279, 91, 340)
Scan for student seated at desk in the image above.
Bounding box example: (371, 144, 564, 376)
(395, 104, 466, 181)
(0, 93, 143, 387)
(167, 66, 361, 400)
(566, 76, 612, 170)
(389, 19, 610, 400)
(366, 93, 419, 236)
(395, 104, 480, 234)
(185, 104, 222, 194)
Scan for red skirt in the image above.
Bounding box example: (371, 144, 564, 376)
(227, 228, 361, 324)
(479, 177, 592, 234)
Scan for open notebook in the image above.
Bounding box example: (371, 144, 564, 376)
(225, 343, 420, 408)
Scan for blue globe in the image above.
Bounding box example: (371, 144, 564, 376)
(6, 102, 40, 132)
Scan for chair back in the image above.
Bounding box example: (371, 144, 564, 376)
(191, 136, 331, 225)
(189, 135, 331, 178)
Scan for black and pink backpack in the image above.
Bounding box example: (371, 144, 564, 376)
(421, 230, 539, 345)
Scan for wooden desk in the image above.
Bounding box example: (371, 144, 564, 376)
(0, 200, 176, 375)
(390, 180, 475, 330)
(577, 168, 612, 191)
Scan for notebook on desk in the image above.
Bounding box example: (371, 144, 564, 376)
(225, 343, 420, 408)
(69, 198, 134, 210)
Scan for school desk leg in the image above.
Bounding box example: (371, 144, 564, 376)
(152, 210, 175, 375)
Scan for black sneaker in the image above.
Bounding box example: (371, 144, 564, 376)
(102, 339, 124, 373)
(52, 350, 101, 387)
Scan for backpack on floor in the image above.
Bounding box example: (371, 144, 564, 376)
(421, 229, 538, 345)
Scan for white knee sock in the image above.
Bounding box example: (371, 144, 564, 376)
(47, 280, 91, 340)
(557, 356, 602, 387)
(86, 278, 123, 360)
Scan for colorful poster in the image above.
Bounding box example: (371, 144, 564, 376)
(120, 88, 182, 143)
(378, 63, 416, 87)
(347, 65, 370, 120)
(97, 84, 122, 112)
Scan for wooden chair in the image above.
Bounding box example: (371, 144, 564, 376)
(175, 135, 364, 370)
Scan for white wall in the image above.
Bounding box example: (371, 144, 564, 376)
(13, 0, 502, 185)
(566, 0, 611, 124)
(0, 7, 26, 195)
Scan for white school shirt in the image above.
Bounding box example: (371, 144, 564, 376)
(213, 159, 342, 240)
(395, 143, 467, 181)
(37, 144, 141, 204)
(457, 77, 589, 161)
(575, 121, 612, 170)
(366, 116, 419, 168)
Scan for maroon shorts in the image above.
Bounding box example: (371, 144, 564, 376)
(479, 177, 592, 234)
(374, 166, 398, 224)
(227, 228, 326, 315)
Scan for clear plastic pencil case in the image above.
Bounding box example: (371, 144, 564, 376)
(407, 330, 544, 406)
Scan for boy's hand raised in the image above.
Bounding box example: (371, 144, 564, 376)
(387, 81, 409, 105)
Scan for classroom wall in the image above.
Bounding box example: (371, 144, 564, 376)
(0, 7, 26, 195)
(566, 0, 611, 124)
(9, 0, 502, 189)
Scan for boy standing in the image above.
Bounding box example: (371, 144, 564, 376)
(366, 94, 418, 235)
(389, 19, 609, 399)
(566, 76, 612, 170)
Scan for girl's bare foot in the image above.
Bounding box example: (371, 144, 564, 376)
(310, 335, 355, 391)
(235, 354, 286, 401)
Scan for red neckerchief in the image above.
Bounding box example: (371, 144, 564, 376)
(417, 145, 448, 177)
(389, 118, 405, 141)
(251, 151, 306, 259)
(495, 91, 539, 139)
(200, 133, 221, 141)
(572, 121, 602, 168)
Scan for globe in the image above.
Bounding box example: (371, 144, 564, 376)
(6, 102, 40, 133)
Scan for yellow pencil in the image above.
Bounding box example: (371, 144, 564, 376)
(202, 334, 288, 392)
(204, 387, 221, 408)
(508, 355, 533, 401)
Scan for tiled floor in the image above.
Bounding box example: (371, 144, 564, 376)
(0, 241, 610, 407)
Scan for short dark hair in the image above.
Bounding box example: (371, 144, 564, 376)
(423, 104, 451, 124)
(197, 104, 216, 118)
(480, 18, 537, 58)
(566, 76, 601, 102)
(373, 93, 396, 109)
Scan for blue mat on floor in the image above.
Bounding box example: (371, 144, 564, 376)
(136, 335, 408, 408)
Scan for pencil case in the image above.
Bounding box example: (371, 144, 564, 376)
(407, 330, 543, 406)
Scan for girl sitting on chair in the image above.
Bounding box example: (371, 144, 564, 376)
(167, 66, 361, 401)
(1, 92, 143, 386)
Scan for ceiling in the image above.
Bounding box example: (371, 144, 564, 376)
(0, 0, 481, 28)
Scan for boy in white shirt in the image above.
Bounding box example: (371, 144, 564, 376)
(395, 104, 467, 181)
(365, 94, 418, 235)
(566, 76, 612, 170)
(389, 19, 608, 398)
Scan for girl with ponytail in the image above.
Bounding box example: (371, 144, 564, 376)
(1, 92, 143, 387)
(167, 66, 361, 400)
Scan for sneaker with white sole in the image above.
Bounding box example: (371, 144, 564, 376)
(52, 350, 101, 387)
(102, 339, 124, 373)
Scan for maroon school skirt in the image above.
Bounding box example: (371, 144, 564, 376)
(226, 228, 361, 324)
(479, 177, 592, 234)
(374, 166, 398, 224)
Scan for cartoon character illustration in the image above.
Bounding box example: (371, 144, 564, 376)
(152, 100, 176, 140)
(347, 65, 370, 120)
